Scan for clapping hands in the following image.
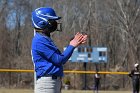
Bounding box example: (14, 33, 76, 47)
(70, 32, 88, 47)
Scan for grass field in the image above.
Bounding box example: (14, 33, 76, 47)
(0, 88, 132, 93)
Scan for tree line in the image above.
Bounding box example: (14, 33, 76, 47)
(0, 0, 139, 90)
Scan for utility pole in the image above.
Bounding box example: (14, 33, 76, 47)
(83, 1, 92, 90)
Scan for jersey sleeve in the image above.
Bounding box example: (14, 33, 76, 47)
(34, 36, 75, 66)
(36, 38, 57, 59)
(49, 45, 75, 66)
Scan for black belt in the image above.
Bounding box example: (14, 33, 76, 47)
(37, 74, 61, 80)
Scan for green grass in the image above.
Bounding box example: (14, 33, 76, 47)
(0, 88, 132, 93)
(0, 88, 33, 93)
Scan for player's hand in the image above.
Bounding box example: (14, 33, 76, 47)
(70, 32, 87, 47)
(81, 34, 87, 44)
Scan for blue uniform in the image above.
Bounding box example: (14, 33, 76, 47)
(31, 32, 75, 79)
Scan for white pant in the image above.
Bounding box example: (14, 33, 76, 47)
(35, 77, 62, 93)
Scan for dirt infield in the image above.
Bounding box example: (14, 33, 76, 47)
(62, 90, 131, 93)
(0, 88, 132, 93)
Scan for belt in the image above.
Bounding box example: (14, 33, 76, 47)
(37, 74, 61, 80)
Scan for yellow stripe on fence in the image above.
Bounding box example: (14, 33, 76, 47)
(0, 69, 129, 74)
(0, 69, 33, 72)
(64, 70, 129, 74)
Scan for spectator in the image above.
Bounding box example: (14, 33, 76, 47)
(129, 63, 140, 93)
(93, 71, 101, 93)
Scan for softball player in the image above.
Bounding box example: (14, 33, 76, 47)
(31, 7, 87, 93)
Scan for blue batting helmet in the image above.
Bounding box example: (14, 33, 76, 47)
(32, 7, 61, 30)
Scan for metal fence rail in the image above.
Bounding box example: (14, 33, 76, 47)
(0, 69, 129, 74)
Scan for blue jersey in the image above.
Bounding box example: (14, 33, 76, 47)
(31, 33, 75, 78)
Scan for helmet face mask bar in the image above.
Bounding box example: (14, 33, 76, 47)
(56, 22, 62, 32)
(34, 21, 62, 32)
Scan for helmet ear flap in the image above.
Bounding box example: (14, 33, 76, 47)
(46, 20, 58, 32)
(38, 21, 46, 25)
(37, 21, 50, 29)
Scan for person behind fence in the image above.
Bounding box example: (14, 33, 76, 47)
(93, 71, 100, 93)
(31, 7, 88, 93)
(129, 63, 140, 93)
